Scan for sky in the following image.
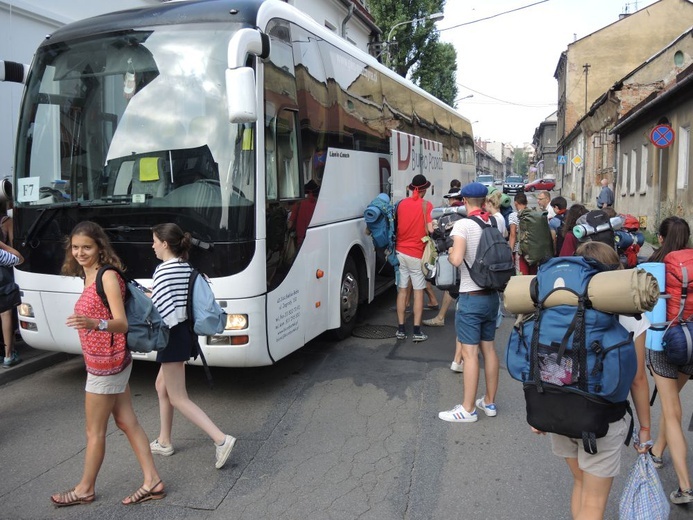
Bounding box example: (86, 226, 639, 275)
(438, 0, 658, 146)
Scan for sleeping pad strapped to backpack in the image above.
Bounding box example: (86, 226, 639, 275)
(506, 256, 637, 454)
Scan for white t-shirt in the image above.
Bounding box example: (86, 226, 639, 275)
(619, 314, 650, 339)
(492, 212, 507, 238)
(450, 216, 486, 292)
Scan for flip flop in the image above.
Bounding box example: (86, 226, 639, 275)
(122, 481, 166, 505)
(50, 488, 95, 507)
(424, 305, 439, 310)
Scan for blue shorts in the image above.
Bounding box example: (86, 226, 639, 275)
(455, 292, 499, 345)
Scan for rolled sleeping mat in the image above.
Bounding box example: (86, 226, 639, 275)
(587, 269, 659, 314)
(640, 262, 666, 351)
(503, 268, 660, 315)
(363, 205, 383, 223)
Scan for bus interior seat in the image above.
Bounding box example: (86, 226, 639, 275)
(131, 157, 169, 198)
(112, 161, 134, 195)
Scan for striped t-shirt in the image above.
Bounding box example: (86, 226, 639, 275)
(152, 258, 192, 328)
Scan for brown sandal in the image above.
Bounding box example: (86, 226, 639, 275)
(50, 488, 95, 507)
(122, 480, 166, 505)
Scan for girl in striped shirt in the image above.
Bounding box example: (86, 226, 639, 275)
(149, 223, 236, 470)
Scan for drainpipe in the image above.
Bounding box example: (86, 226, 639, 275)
(341, 4, 354, 38)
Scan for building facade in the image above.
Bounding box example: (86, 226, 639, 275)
(552, 0, 693, 205)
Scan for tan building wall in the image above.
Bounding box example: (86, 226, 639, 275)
(556, 0, 693, 141)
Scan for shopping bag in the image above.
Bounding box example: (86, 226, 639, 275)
(618, 453, 670, 520)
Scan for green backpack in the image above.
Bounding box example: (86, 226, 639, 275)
(518, 209, 554, 266)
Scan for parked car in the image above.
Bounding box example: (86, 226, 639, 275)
(477, 174, 494, 188)
(503, 175, 525, 195)
(524, 177, 556, 192)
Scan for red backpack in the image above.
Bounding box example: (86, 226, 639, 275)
(664, 249, 693, 323)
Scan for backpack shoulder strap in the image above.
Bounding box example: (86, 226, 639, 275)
(186, 267, 200, 325)
(95, 264, 121, 310)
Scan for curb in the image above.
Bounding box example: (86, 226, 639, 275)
(0, 351, 72, 387)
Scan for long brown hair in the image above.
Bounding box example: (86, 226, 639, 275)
(576, 241, 622, 269)
(563, 204, 588, 232)
(152, 223, 192, 261)
(61, 221, 124, 277)
(648, 216, 691, 263)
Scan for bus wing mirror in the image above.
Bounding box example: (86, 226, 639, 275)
(226, 29, 270, 123)
(226, 67, 257, 123)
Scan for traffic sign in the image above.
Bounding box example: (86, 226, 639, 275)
(572, 154, 583, 167)
(557, 155, 567, 165)
(650, 124, 675, 148)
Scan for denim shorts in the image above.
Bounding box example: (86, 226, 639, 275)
(455, 292, 499, 345)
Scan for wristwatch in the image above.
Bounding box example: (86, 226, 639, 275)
(97, 319, 108, 331)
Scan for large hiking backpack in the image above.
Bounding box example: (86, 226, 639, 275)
(96, 265, 169, 353)
(506, 256, 637, 453)
(463, 216, 514, 291)
(551, 213, 566, 257)
(657, 249, 693, 365)
(518, 209, 554, 266)
(364, 194, 398, 266)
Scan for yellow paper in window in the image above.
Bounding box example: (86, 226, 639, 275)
(139, 157, 160, 182)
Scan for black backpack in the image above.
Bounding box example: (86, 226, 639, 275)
(463, 216, 514, 291)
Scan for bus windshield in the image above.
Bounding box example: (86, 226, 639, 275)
(15, 25, 254, 242)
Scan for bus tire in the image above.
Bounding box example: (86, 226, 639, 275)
(331, 256, 359, 340)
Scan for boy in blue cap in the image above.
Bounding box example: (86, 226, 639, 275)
(438, 182, 500, 423)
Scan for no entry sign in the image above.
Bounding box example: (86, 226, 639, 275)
(650, 124, 675, 148)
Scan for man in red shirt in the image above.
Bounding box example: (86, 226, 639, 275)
(395, 174, 434, 342)
(288, 180, 320, 247)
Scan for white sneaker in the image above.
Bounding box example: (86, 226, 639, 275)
(215, 434, 237, 469)
(150, 439, 174, 456)
(438, 404, 478, 423)
(475, 397, 498, 417)
(450, 361, 464, 373)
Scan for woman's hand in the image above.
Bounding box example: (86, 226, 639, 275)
(66, 313, 95, 330)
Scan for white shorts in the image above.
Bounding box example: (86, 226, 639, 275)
(396, 252, 427, 290)
(85, 362, 133, 395)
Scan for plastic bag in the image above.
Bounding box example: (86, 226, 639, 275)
(619, 453, 670, 520)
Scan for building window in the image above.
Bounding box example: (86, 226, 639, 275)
(640, 144, 648, 194)
(629, 149, 636, 195)
(621, 152, 628, 196)
(677, 125, 690, 190)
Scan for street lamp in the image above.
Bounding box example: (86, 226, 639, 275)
(386, 12, 444, 66)
(454, 94, 474, 103)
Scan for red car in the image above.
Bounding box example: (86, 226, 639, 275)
(524, 177, 556, 192)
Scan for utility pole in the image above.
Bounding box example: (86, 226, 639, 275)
(583, 63, 591, 114)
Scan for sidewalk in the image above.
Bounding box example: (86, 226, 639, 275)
(0, 338, 72, 387)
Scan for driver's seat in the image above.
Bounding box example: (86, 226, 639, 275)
(131, 157, 169, 198)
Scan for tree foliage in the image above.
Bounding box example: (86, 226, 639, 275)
(368, 0, 457, 105)
(513, 149, 529, 176)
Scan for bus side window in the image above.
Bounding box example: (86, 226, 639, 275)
(276, 109, 300, 200)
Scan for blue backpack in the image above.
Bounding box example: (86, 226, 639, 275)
(506, 256, 637, 453)
(364, 194, 398, 267)
(186, 268, 226, 336)
(95, 266, 169, 353)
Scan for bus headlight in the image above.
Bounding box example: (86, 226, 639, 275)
(225, 314, 247, 330)
(18, 303, 34, 318)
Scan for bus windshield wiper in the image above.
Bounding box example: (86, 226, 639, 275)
(22, 201, 81, 247)
(102, 225, 153, 233)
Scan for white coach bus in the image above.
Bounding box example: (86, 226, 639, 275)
(6, 0, 474, 366)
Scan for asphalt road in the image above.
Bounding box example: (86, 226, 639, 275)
(0, 286, 691, 520)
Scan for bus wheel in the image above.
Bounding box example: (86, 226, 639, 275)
(332, 257, 359, 339)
